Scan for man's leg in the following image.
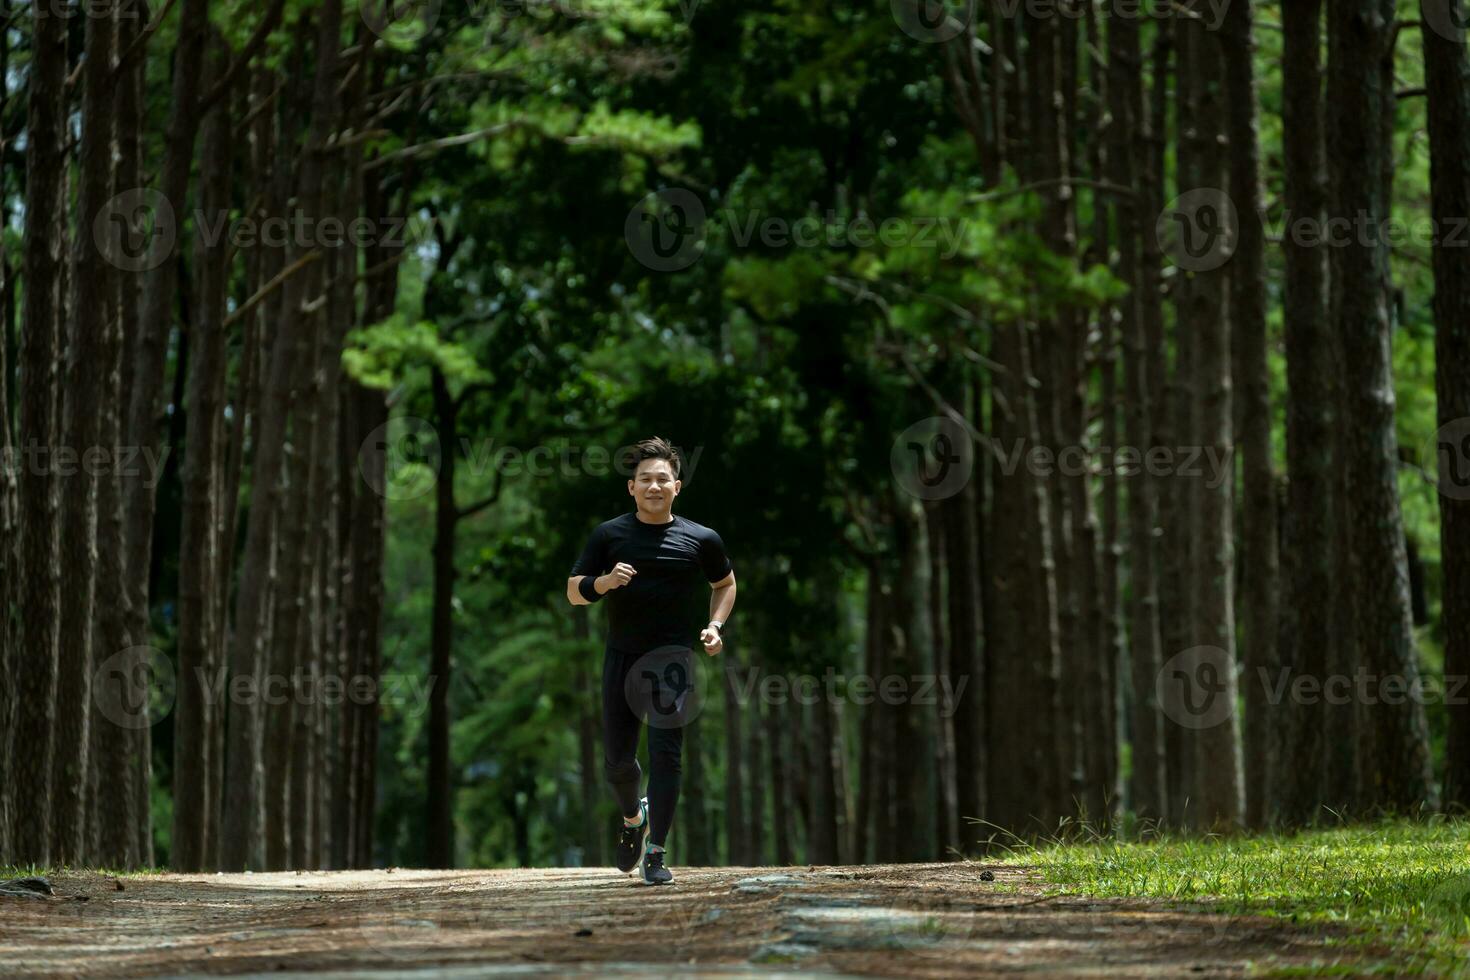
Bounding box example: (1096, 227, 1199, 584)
(601, 645, 643, 819)
(646, 722, 684, 847)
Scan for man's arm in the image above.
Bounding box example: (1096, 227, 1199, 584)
(567, 574, 604, 606)
(709, 570, 737, 622)
(701, 570, 737, 654)
(567, 563, 638, 605)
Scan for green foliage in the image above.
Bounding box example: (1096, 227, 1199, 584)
(343, 315, 490, 391)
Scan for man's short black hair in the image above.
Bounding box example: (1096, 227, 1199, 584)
(632, 436, 681, 480)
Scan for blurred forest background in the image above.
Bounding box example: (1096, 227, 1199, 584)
(0, 0, 1467, 873)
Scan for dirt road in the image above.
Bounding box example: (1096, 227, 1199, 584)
(1, 862, 1375, 977)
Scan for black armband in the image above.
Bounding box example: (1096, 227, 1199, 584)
(578, 574, 605, 603)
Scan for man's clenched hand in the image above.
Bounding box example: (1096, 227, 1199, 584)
(600, 562, 637, 592)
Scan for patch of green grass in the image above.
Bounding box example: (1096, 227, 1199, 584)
(2, 864, 166, 879)
(994, 818, 1470, 976)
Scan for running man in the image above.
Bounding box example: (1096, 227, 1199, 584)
(566, 437, 737, 885)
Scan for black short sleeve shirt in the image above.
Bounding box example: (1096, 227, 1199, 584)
(570, 512, 733, 653)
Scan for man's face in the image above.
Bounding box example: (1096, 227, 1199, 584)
(629, 458, 680, 516)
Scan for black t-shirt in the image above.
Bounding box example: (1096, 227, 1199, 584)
(570, 512, 733, 653)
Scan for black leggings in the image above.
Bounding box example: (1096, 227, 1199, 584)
(601, 644, 690, 848)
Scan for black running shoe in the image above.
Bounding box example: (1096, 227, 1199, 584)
(615, 797, 649, 873)
(641, 846, 672, 885)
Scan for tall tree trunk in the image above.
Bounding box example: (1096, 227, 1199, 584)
(426, 366, 459, 868)
(723, 648, 747, 864)
(857, 560, 890, 858)
(1160, 6, 1199, 831)
(346, 378, 388, 868)
(1322, 0, 1361, 819)
(1276, 0, 1333, 828)
(53, 0, 120, 868)
(1223, 0, 1278, 831)
(1329, 0, 1436, 814)
(946, 377, 984, 834)
(767, 694, 794, 865)
(223, 0, 345, 871)
(1421, 0, 1470, 812)
(173, 35, 233, 873)
(891, 492, 932, 860)
(1182, 1, 1244, 831)
(1107, 4, 1166, 824)
(926, 496, 959, 856)
(574, 610, 604, 865)
(89, 0, 147, 870)
(683, 699, 710, 866)
(0, 0, 18, 863)
(1029, 7, 1077, 831)
(745, 671, 767, 863)
(13, 0, 70, 867)
(807, 694, 840, 864)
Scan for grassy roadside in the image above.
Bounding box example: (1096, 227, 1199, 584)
(995, 819, 1470, 976)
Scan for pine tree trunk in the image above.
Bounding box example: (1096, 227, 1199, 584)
(1322, 0, 1362, 818)
(723, 649, 747, 864)
(13, 0, 70, 867)
(1182, 3, 1245, 831)
(1222, 0, 1278, 831)
(426, 366, 458, 868)
(1159, 6, 1199, 831)
(745, 676, 766, 863)
(946, 376, 984, 833)
(0, 0, 18, 863)
(89, 0, 146, 871)
(855, 564, 885, 859)
(1107, 4, 1166, 823)
(53, 0, 120, 868)
(1421, 0, 1470, 812)
(683, 707, 709, 865)
(1276, 0, 1333, 828)
(807, 694, 840, 864)
(122, 0, 209, 765)
(223, 0, 344, 871)
(1329, 0, 1436, 813)
(767, 695, 794, 866)
(926, 496, 959, 856)
(891, 492, 933, 861)
(173, 33, 232, 873)
(574, 611, 602, 866)
(345, 378, 388, 868)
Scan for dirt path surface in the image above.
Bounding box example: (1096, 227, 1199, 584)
(2, 863, 1375, 977)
